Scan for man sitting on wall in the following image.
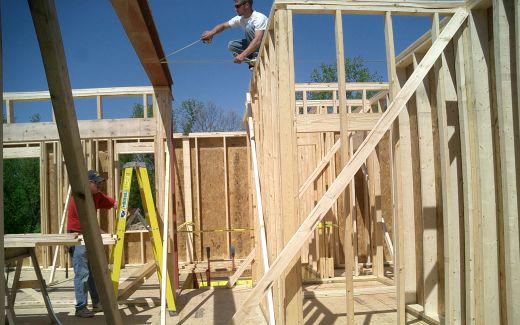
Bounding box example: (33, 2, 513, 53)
(67, 170, 116, 318)
(201, 0, 268, 70)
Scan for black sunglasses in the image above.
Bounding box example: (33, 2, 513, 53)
(235, 2, 247, 8)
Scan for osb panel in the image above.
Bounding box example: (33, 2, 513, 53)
(227, 137, 253, 259)
(199, 138, 228, 260)
(378, 132, 393, 262)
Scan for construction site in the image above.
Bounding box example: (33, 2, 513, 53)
(1, 0, 519, 324)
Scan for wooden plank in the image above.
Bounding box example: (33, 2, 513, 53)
(466, 10, 500, 324)
(384, 13, 406, 323)
(276, 9, 302, 324)
(231, 9, 468, 322)
(334, 9, 355, 325)
(223, 137, 231, 259)
(0, 12, 4, 322)
(4, 86, 154, 102)
(298, 139, 340, 198)
(3, 146, 40, 159)
(227, 249, 255, 288)
(492, 0, 520, 322)
(182, 139, 194, 263)
(28, 1, 122, 323)
(295, 82, 389, 91)
(3, 118, 156, 142)
(115, 142, 154, 155)
(110, 0, 172, 87)
(247, 117, 275, 324)
(96, 95, 103, 119)
(432, 13, 462, 323)
(296, 113, 383, 133)
(455, 25, 476, 325)
(281, 1, 464, 15)
(396, 66, 416, 304)
(118, 261, 156, 300)
(413, 52, 439, 315)
(5, 100, 13, 123)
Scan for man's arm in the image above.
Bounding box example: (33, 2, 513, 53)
(234, 29, 264, 63)
(202, 22, 231, 43)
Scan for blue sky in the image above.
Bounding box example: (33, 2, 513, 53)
(3, 0, 432, 123)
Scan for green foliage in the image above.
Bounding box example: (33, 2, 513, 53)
(30, 113, 41, 123)
(118, 154, 156, 216)
(3, 113, 43, 234)
(131, 103, 153, 118)
(4, 158, 41, 234)
(309, 56, 382, 100)
(175, 99, 203, 135)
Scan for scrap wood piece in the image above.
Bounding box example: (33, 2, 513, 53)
(231, 8, 468, 323)
(227, 249, 255, 288)
(118, 261, 156, 300)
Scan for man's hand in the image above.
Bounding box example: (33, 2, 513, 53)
(234, 53, 247, 64)
(201, 31, 213, 43)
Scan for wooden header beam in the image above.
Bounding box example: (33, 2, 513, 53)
(110, 0, 172, 87)
(28, 0, 122, 323)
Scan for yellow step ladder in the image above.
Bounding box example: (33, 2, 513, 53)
(110, 162, 176, 314)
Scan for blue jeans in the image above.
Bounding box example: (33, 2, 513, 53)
(228, 23, 258, 60)
(69, 245, 100, 311)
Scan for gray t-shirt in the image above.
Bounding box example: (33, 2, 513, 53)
(228, 11, 268, 31)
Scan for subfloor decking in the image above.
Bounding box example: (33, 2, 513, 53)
(9, 267, 429, 324)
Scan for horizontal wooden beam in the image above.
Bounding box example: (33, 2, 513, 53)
(231, 8, 468, 322)
(3, 146, 40, 159)
(3, 118, 156, 142)
(295, 82, 389, 91)
(115, 142, 154, 155)
(279, 1, 465, 15)
(296, 113, 383, 132)
(3, 86, 154, 103)
(110, 0, 172, 87)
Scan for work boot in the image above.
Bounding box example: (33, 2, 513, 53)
(92, 304, 103, 313)
(75, 307, 95, 318)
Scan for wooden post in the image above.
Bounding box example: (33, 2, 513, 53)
(412, 52, 440, 316)
(28, 1, 122, 323)
(153, 87, 178, 290)
(385, 11, 405, 323)
(5, 100, 13, 123)
(0, 8, 5, 322)
(96, 95, 103, 119)
(276, 9, 302, 324)
(492, 0, 520, 322)
(432, 13, 463, 323)
(182, 138, 194, 263)
(334, 9, 354, 324)
(466, 10, 500, 324)
(143, 94, 149, 118)
(223, 136, 231, 257)
(455, 25, 476, 325)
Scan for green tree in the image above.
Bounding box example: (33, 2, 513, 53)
(309, 56, 382, 100)
(4, 113, 42, 234)
(131, 103, 153, 118)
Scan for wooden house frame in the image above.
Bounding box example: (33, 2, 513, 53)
(237, 0, 519, 324)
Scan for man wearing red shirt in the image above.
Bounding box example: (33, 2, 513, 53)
(67, 170, 116, 318)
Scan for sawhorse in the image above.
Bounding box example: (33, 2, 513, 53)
(5, 247, 61, 324)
